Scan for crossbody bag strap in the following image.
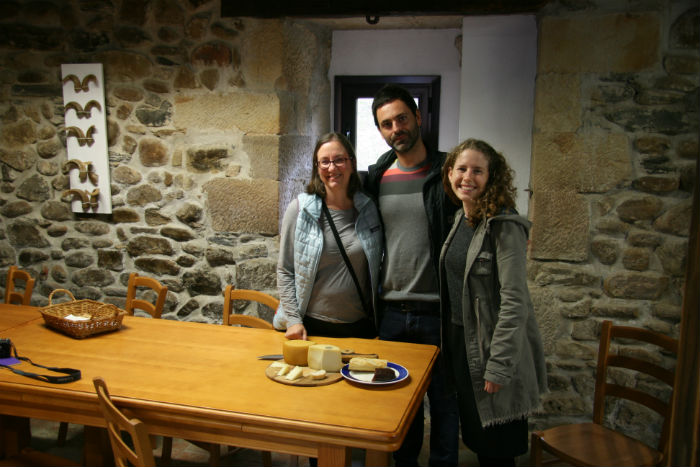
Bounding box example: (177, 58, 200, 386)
(0, 342, 81, 384)
(321, 201, 371, 315)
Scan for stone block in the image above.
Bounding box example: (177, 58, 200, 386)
(616, 195, 664, 222)
(204, 178, 278, 234)
(240, 19, 284, 90)
(531, 132, 631, 193)
(529, 286, 560, 355)
(242, 134, 279, 180)
(590, 300, 641, 319)
(534, 73, 581, 133)
(653, 199, 692, 236)
(96, 50, 153, 82)
(539, 14, 659, 73)
(174, 92, 280, 134)
(529, 191, 589, 261)
(603, 272, 668, 299)
(656, 238, 688, 277)
(622, 247, 650, 271)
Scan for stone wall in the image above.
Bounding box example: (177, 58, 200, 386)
(529, 0, 698, 447)
(0, 0, 698, 447)
(0, 0, 330, 322)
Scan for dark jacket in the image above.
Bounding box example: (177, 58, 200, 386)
(439, 209, 547, 426)
(364, 146, 458, 279)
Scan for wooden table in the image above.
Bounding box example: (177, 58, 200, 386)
(0, 308, 438, 466)
(0, 304, 41, 331)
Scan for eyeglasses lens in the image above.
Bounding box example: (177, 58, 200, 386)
(319, 158, 346, 169)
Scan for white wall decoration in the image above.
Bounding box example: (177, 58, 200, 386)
(60, 63, 112, 214)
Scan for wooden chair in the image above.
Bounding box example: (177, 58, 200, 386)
(57, 273, 168, 446)
(222, 284, 277, 329)
(3, 266, 35, 306)
(93, 377, 156, 467)
(530, 320, 679, 466)
(125, 272, 168, 319)
(164, 285, 278, 466)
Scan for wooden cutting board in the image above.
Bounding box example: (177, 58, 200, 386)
(265, 363, 343, 387)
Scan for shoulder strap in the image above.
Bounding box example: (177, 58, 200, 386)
(321, 201, 371, 315)
(0, 342, 81, 384)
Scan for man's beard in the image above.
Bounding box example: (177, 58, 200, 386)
(388, 126, 420, 154)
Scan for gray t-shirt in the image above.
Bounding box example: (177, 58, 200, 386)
(378, 159, 439, 302)
(278, 198, 370, 324)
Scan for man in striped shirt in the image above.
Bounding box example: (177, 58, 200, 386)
(363, 84, 459, 467)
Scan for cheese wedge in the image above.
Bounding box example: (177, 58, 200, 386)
(276, 363, 291, 376)
(307, 344, 343, 372)
(283, 340, 315, 366)
(348, 357, 388, 372)
(285, 365, 303, 381)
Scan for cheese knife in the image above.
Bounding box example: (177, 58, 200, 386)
(257, 352, 378, 362)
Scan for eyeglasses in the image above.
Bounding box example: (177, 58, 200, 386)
(318, 158, 348, 169)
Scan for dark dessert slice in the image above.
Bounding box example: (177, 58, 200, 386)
(372, 367, 396, 382)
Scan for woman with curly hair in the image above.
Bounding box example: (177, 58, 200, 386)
(439, 138, 547, 466)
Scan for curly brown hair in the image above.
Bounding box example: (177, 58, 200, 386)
(442, 138, 517, 225)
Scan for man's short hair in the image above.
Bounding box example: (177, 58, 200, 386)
(371, 84, 418, 127)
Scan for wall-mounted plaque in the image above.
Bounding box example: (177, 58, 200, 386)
(61, 63, 112, 214)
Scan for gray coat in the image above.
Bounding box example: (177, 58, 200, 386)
(439, 209, 547, 427)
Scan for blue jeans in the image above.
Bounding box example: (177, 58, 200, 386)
(379, 302, 459, 467)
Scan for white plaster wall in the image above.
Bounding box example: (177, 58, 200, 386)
(459, 15, 537, 216)
(329, 29, 463, 154)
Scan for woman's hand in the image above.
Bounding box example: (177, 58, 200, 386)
(285, 323, 308, 340)
(484, 380, 502, 394)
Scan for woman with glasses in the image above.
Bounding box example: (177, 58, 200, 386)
(273, 132, 383, 340)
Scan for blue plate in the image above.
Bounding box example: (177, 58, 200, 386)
(341, 361, 409, 386)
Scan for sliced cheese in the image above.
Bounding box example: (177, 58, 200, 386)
(285, 365, 303, 381)
(307, 344, 343, 372)
(283, 340, 315, 366)
(310, 369, 327, 380)
(276, 363, 291, 376)
(348, 357, 388, 372)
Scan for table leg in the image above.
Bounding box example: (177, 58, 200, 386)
(365, 449, 390, 466)
(0, 415, 30, 457)
(84, 425, 112, 467)
(317, 444, 352, 467)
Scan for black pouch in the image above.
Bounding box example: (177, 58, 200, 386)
(0, 338, 81, 384)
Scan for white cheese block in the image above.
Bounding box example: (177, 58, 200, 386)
(285, 365, 303, 381)
(307, 344, 343, 372)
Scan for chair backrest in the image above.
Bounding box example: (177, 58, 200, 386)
(593, 320, 679, 453)
(93, 377, 155, 467)
(124, 273, 167, 319)
(4, 266, 35, 306)
(222, 284, 277, 329)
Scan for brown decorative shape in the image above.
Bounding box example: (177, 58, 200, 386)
(62, 73, 98, 92)
(65, 100, 102, 119)
(65, 126, 97, 147)
(62, 188, 91, 211)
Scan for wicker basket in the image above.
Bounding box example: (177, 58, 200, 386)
(40, 289, 126, 339)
